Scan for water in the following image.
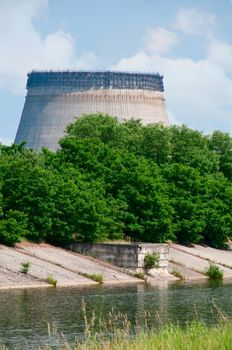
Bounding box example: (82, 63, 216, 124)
(1, 280, 232, 348)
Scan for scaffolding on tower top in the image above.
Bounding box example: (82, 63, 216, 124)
(27, 71, 164, 92)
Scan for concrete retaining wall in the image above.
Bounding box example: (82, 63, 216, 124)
(69, 243, 169, 271)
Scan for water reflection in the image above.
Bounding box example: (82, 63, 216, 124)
(1, 280, 232, 348)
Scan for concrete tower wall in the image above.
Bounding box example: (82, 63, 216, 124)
(15, 71, 169, 151)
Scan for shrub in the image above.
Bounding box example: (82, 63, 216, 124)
(20, 261, 30, 274)
(171, 270, 185, 280)
(81, 272, 103, 283)
(134, 272, 146, 280)
(46, 275, 57, 287)
(144, 253, 159, 270)
(0, 210, 28, 246)
(90, 274, 103, 283)
(205, 262, 223, 280)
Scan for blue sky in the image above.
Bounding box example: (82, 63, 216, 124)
(0, 0, 232, 144)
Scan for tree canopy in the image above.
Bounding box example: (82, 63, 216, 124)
(1, 113, 232, 248)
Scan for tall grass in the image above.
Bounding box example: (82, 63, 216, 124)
(2, 322, 231, 350)
(80, 273, 103, 283)
(75, 322, 232, 350)
(1, 301, 232, 350)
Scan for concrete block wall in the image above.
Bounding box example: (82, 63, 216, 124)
(69, 243, 169, 271)
(138, 244, 169, 269)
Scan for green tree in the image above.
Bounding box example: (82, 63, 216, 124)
(170, 125, 219, 174)
(102, 150, 173, 242)
(65, 113, 119, 144)
(1, 114, 232, 249)
(209, 130, 232, 179)
(139, 123, 171, 165)
(0, 208, 28, 246)
(162, 163, 205, 244)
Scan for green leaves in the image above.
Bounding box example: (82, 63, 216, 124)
(1, 114, 232, 248)
(0, 210, 28, 246)
(209, 130, 232, 179)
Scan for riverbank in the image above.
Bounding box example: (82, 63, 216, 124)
(0, 243, 141, 290)
(1, 242, 232, 289)
(168, 243, 232, 280)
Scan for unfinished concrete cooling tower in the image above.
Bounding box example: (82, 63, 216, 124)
(15, 71, 169, 151)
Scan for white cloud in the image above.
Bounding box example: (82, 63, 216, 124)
(143, 27, 178, 55)
(207, 39, 232, 74)
(75, 52, 99, 70)
(0, 0, 98, 94)
(175, 8, 215, 36)
(111, 7, 232, 132)
(112, 32, 232, 132)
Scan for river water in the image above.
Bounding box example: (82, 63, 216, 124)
(1, 280, 232, 348)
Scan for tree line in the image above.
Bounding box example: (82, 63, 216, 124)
(1, 114, 232, 248)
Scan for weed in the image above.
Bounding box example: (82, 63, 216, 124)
(171, 270, 185, 280)
(205, 262, 223, 280)
(2, 303, 232, 349)
(134, 272, 146, 280)
(81, 272, 103, 283)
(90, 274, 103, 283)
(144, 253, 159, 270)
(46, 275, 57, 287)
(20, 261, 30, 274)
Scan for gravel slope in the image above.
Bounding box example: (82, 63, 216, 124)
(0, 266, 45, 287)
(16, 243, 140, 283)
(169, 244, 232, 278)
(0, 243, 140, 289)
(0, 245, 96, 288)
(2, 242, 231, 289)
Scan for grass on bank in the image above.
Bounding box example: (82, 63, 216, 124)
(1, 299, 232, 350)
(2, 320, 232, 350)
(205, 262, 224, 280)
(46, 275, 57, 287)
(80, 273, 103, 283)
(45, 299, 232, 350)
(170, 269, 185, 280)
(76, 322, 232, 350)
(20, 261, 31, 274)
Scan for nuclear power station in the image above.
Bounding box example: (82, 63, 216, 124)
(15, 71, 169, 151)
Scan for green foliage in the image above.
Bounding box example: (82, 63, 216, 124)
(134, 272, 146, 280)
(171, 270, 185, 280)
(205, 262, 224, 280)
(209, 130, 232, 179)
(46, 275, 57, 286)
(161, 164, 206, 245)
(66, 113, 119, 144)
(0, 210, 28, 246)
(20, 261, 31, 274)
(1, 114, 232, 248)
(81, 272, 103, 283)
(3, 318, 232, 349)
(75, 321, 232, 350)
(144, 254, 159, 269)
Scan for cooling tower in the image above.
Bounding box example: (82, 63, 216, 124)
(15, 71, 169, 151)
